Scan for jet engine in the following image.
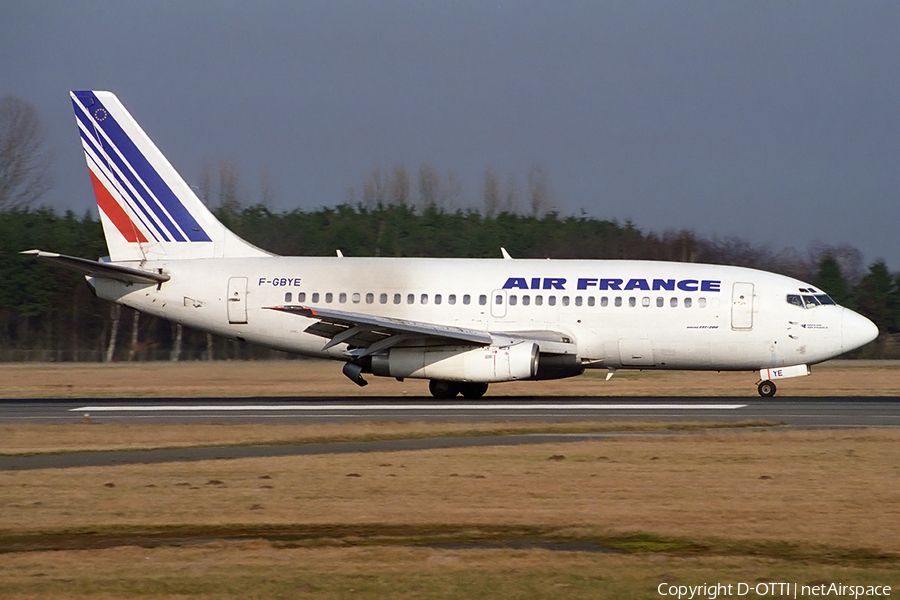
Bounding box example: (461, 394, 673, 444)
(369, 342, 539, 383)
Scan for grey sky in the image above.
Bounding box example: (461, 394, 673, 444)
(3, 1, 898, 268)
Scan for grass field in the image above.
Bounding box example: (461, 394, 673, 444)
(0, 358, 897, 397)
(0, 361, 898, 598)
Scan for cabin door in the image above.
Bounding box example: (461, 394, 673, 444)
(731, 282, 754, 330)
(227, 277, 248, 324)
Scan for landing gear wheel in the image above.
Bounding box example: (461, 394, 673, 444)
(757, 380, 777, 397)
(429, 380, 460, 399)
(459, 382, 489, 399)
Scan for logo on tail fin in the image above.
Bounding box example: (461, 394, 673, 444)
(71, 91, 211, 244)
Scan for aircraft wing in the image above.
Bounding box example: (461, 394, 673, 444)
(265, 305, 576, 357)
(21, 250, 170, 285)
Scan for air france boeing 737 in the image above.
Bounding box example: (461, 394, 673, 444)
(24, 91, 879, 397)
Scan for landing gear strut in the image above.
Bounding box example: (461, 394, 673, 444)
(757, 380, 777, 397)
(428, 380, 489, 399)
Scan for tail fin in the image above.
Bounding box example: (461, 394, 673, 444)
(70, 91, 270, 261)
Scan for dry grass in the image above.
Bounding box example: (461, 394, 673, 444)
(0, 420, 771, 455)
(1, 361, 898, 598)
(1, 359, 897, 398)
(2, 429, 899, 551)
(1, 545, 897, 600)
(2, 428, 900, 598)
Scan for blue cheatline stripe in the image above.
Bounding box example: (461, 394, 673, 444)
(75, 102, 184, 242)
(79, 127, 167, 242)
(71, 92, 211, 242)
(82, 140, 165, 242)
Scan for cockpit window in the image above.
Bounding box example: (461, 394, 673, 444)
(787, 293, 836, 308)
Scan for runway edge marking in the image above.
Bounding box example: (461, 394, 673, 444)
(70, 403, 748, 412)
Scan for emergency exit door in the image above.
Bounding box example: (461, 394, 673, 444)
(731, 282, 754, 330)
(227, 277, 248, 324)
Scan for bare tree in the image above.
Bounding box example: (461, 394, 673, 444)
(418, 163, 440, 210)
(218, 160, 242, 212)
(526, 164, 550, 218)
(0, 96, 52, 210)
(197, 161, 213, 206)
(362, 167, 385, 208)
(503, 172, 520, 214)
(127, 310, 140, 361)
(388, 164, 411, 207)
(258, 167, 276, 209)
(105, 304, 121, 362)
(483, 168, 500, 217)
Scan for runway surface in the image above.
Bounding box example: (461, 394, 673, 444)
(2, 396, 898, 427)
(2, 397, 897, 470)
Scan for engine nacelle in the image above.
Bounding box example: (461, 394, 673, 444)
(370, 343, 539, 383)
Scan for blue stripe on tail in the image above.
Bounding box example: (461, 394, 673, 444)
(71, 91, 211, 243)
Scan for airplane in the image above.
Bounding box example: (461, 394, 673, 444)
(23, 91, 879, 398)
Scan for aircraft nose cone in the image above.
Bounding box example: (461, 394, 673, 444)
(842, 308, 879, 353)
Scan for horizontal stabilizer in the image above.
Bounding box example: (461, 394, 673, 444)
(21, 250, 169, 285)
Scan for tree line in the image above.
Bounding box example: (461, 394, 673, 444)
(0, 204, 898, 362)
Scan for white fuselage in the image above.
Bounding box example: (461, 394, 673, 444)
(88, 257, 872, 374)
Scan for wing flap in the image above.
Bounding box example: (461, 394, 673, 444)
(266, 305, 493, 348)
(265, 305, 577, 356)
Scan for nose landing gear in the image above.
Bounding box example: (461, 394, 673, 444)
(757, 380, 777, 397)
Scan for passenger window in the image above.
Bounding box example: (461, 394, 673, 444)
(435, 294, 442, 305)
(464, 294, 472, 305)
(352, 292, 360, 303)
(587, 297, 595, 307)
(448, 294, 456, 305)
(601, 297, 609, 307)
(509, 295, 517, 306)
(575, 296, 583, 307)
(562, 296, 569, 306)
(656, 297, 664, 308)
(284, 292, 292, 303)
(298, 292, 306, 303)
(366, 293, 374, 304)
(522, 295, 530, 306)
(535, 295, 543, 306)
(407, 294, 415, 304)
(548, 296, 556, 306)
(684, 297, 692, 308)
(421, 294, 429, 305)
(380, 293, 388, 304)
(339, 292, 347, 303)
(642, 297, 650, 307)
(629, 297, 637, 307)
(325, 292, 333, 303)
(614, 297, 622, 307)
(312, 292, 320, 303)
(670, 297, 678, 308)
(494, 294, 503, 305)
(698, 298, 707, 308)
(479, 294, 487, 305)
(393, 293, 401, 304)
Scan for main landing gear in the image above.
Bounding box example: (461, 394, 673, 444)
(757, 380, 777, 397)
(428, 380, 489, 399)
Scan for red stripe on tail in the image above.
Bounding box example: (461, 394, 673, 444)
(90, 170, 148, 243)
